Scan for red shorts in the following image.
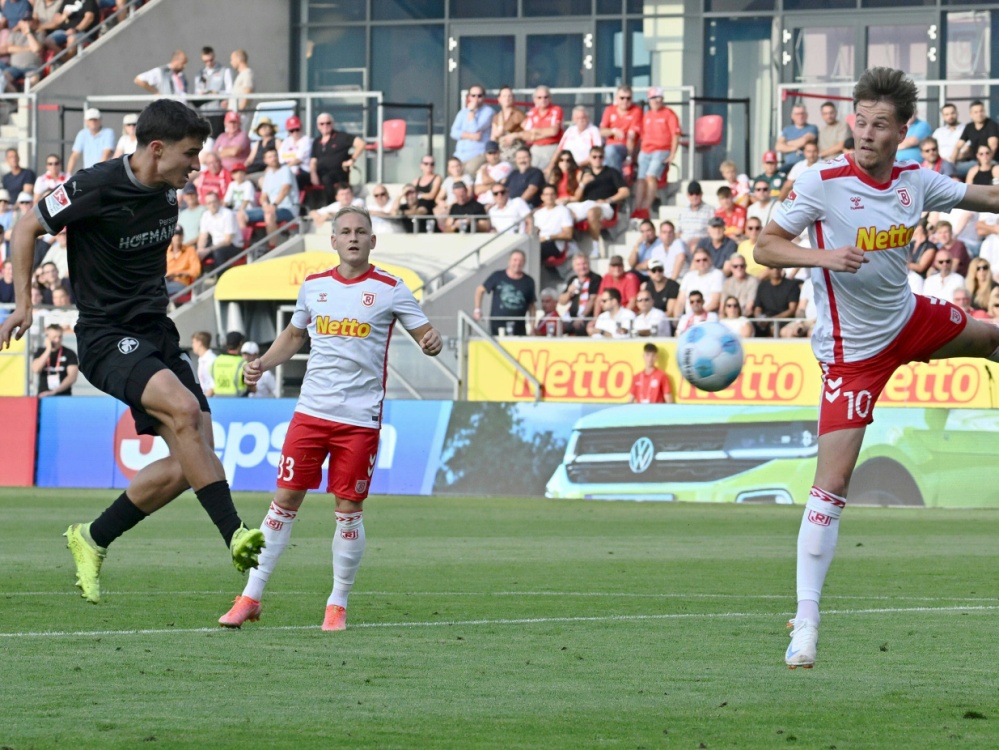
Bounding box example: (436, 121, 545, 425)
(276, 411, 380, 500)
(818, 295, 967, 435)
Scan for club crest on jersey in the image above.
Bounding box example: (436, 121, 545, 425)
(896, 187, 911, 207)
(166, 189, 177, 206)
(362, 292, 376, 307)
(951, 307, 963, 325)
(118, 337, 139, 354)
(354, 480, 368, 494)
(45, 185, 71, 216)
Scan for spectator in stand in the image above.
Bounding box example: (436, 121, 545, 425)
(966, 144, 999, 188)
(714, 186, 746, 240)
(675, 290, 718, 335)
(719, 160, 751, 208)
(550, 105, 602, 172)
(632, 289, 671, 337)
(696, 216, 738, 274)
(746, 179, 776, 228)
(967, 258, 996, 312)
(754, 150, 787, 199)
(66, 108, 114, 174)
(278, 116, 312, 190)
(596, 254, 639, 310)
(627, 219, 662, 272)
(113, 113, 139, 158)
(2, 0, 32, 29)
(227, 48, 253, 115)
(677, 247, 724, 315)
(678, 180, 714, 250)
(487, 184, 531, 235)
(214, 110, 251, 173)
(34, 0, 67, 49)
(920, 137, 954, 178)
(0, 258, 14, 303)
(934, 220, 971, 278)
(309, 112, 365, 205)
(640, 257, 680, 316)
(567, 145, 629, 257)
(492, 85, 526, 163)
(634, 86, 681, 216)
(933, 103, 962, 166)
(35, 260, 70, 304)
(599, 84, 642, 173)
(753, 266, 800, 337)
(952, 100, 999, 179)
(720, 296, 754, 339)
(43, 0, 96, 56)
(31, 323, 78, 397)
(921, 249, 966, 304)
(780, 276, 817, 339)
(165, 225, 201, 296)
(190, 331, 217, 397)
(178, 184, 205, 245)
(559, 252, 601, 336)
(782, 141, 821, 199)
(818, 101, 849, 160)
(314, 184, 375, 229)
(411, 153, 442, 219)
(534, 184, 576, 267)
(657, 220, 689, 280)
(0, 190, 11, 246)
(629, 343, 672, 403)
(450, 83, 494, 174)
(2, 147, 33, 198)
(533, 287, 563, 336)
(736, 218, 768, 278)
(240, 341, 277, 398)
(393, 185, 425, 234)
(522, 85, 564, 168)
(196, 150, 232, 205)
(193, 45, 232, 135)
(896, 109, 933, 162)
(437, 155, 472, 211)
(365, 184, 403, 235)
(444, 181, 489, 234)
(223, 162, 255, 214)
(33, 154, 66, 201)
(988, 287, 999, 323)
(473, 249, 536, 336)
(39, 227, 68, 278)
(0, 18, 43, 92)
(588, 287, 634, 338)
(473, 141, 512, 206)
(134, 50, 189, 102)
(722, 254, 759, 318)
(842, 136, 855, 156)
(548, 149, 580, 206)
(504, 146, 545, 208)
(13, 190, 32, 222)
(245, 117, 279, 180)
(243, 148, 298, 240)
(906, 218, 937, 280)
(197, 191, 243, 271)
(952, 287, 977, 320)
(775, 104, 818, 169)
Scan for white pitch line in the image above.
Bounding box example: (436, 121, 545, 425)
(2, 604, 998, 639)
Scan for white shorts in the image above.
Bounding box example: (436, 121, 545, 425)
(566, 200, 614, 222)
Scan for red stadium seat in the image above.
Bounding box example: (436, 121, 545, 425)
(679, 115, 724, 151)
(364, 119, 407, 152)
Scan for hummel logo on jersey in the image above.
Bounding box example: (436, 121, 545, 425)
(314, 316, 371, 338)
(362, 292, 376, 307)
(855, 224, 914, 251)
(850, 196, 863, 210)
(367, 454, 376, 477)
(318, 292, 327, 303)
(118, 337, 139, 354)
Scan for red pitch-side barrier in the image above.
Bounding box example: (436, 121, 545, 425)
(0, 397, 37, 486)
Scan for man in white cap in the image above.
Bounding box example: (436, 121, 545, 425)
(240, 341, 276, 398)
(66, 108, 114, 175)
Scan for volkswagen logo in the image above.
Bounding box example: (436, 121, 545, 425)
(628, 437, 655, 474)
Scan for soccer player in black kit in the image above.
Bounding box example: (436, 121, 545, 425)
(0, 100, 264, 604)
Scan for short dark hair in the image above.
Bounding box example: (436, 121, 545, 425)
(852, 67, 918, 124)
(640, 219, 655, 231)
(717, 186, 733, 199)
(661, 220, 675, 230)
(136, 99, 212, 147)
(603, 288, 622, 304)
(971, 100, 984, 109)
(225, 331, 245, 350)
(192, 331, 212, 349)
(643, 343, 658, 355)
(688, 290, 704, 302)
(821, 101, 836, 110)
(46, 323, 62, 332)
(589, 145, 605, 156)
(201, 46, 214, 56)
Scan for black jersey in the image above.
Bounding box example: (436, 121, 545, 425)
(35, 156, 178, 326)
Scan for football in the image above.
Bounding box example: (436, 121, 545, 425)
(676, 321, 744, 392)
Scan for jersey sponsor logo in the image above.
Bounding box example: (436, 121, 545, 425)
(117, 337, 139, 354)
(314, 316, 371, 338)
(45, 185, 71, 216)
(855, 223, 915, 251)
(362, 291, 376, 307)
(896, 187, 911, 207)
(118, 224, 176, 250)
(850, 196, 864, 210)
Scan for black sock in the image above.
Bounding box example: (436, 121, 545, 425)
(195, 480, 242, 546)
(89, 493, 148, 549)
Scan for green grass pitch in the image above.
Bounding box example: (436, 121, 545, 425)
(1, 488, 997, 749)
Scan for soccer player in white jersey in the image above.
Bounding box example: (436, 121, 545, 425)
(219, 205, 442, 631)
(757, 67, 999, 669)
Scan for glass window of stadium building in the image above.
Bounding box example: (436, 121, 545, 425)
(296, 1, 999, 181)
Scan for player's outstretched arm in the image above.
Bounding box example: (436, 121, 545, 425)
(407, 323, 443, 357)
(244, 323, 308, 385)
(756, 222, 867, 274)
(0, 208, 47, 348)
(957, 184, 999, 214)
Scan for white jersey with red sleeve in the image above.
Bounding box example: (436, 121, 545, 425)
(772, 156, 967, 363)
(290, 265, 429, 429)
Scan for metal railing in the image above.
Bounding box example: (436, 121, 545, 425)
(456, 309, 542, 401)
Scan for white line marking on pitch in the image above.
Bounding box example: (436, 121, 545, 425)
(2, 605, 998, 639)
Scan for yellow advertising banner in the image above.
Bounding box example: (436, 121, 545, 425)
(0, 335, 27, 396)
(467, 338, 998, 408)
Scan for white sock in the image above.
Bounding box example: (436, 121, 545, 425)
(242, 501, 298, 602)
(795, 485, 846, 624)
(328, 511, 365, 609)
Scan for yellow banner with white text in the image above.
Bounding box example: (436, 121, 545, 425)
(467, 339, 997, 408)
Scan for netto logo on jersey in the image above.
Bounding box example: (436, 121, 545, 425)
(314, 316, 371, 338)
(855, 224, 914, 251)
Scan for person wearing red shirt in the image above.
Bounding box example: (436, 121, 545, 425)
(599, 84, 643, 173)
(597, 254, 640, 310)
(629, 343, 673, 403)
(635, 87, 681, 214)
(196, 151, 232, 205)
(714, 185, 747, 240)
(523, 85, 565, 169)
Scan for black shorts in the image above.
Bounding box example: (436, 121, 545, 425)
(76, 317, 210, 436)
